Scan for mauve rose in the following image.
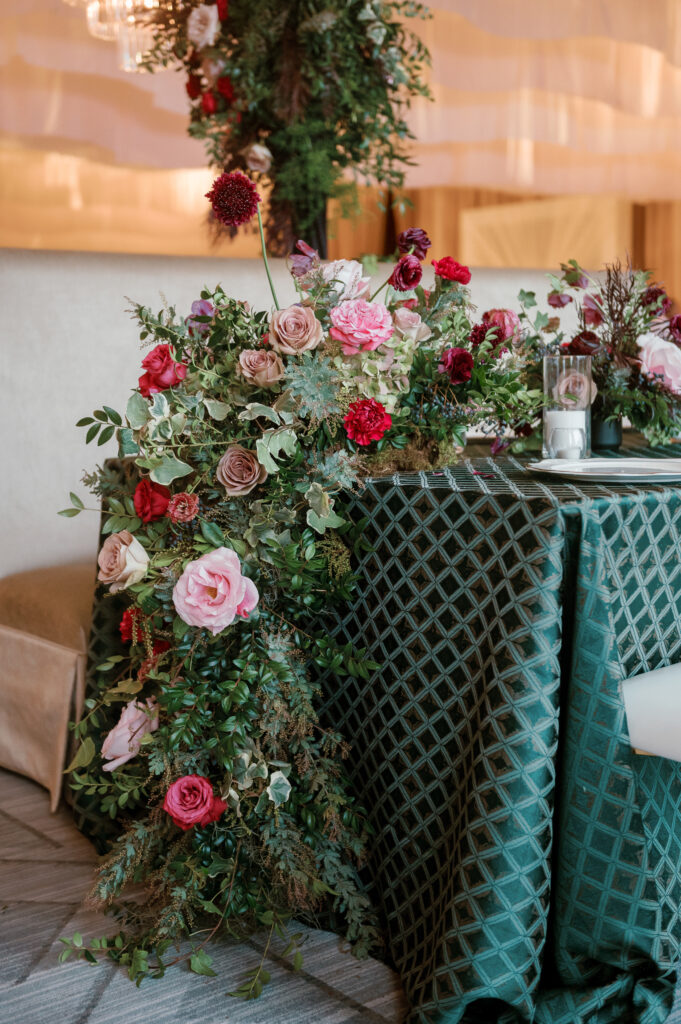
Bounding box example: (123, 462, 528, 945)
(566, 330, 601, 356)
(583, 293, 603, 327)
(187, 4, 220, 48)
(329, 299, 394, 356)
(393, 306, 431, 342)
(163, 775, 227, 831)
(133, 479, 171, 523)
(173, 547, 259, 634)
(101, 699, 158, 772)
(269, 305, 323, 355)
(669, 314, 681, 343)
(244, 143, 273, 173)
(238, 348, 285, 387)
(438, 347, 474, 385)
(321, 259, 370, 301)
(138, 344, 187, 397)
(216, 445, 267, 496)
(397, 227, 431, 260)
(482, 308, 521, 343)
(639, 334, 681, 393)
(389, 254, 422, 292)
(166, 492, 199, 524)
(548, 291, 572, 308)
(97, 531, 149, 593)
(555, 371, 592, 408)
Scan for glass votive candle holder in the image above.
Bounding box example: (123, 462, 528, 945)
(543, 355, 592, 460)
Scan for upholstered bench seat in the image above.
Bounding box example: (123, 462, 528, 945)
(0, 564, 94, 810)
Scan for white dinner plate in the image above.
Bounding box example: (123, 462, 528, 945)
(527, 457, 681, 483)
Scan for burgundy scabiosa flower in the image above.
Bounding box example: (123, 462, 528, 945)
(389, 254, 422, 292)
(206, 171, 261, 228)
(397, 228, 432, 261)
(469, 323, 492, 347)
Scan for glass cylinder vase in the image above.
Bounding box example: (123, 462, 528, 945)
(543, 355, 592, 460)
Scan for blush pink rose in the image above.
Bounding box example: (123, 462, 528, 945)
(329, 299, 394, 356)
(172, 546, 259, 635)
(101, 699, 159, 772)
(393, 306, 431, 343)
(97, 530, 149, 593)
(639, 334, 681, 393)
(163, 775, 227, 831)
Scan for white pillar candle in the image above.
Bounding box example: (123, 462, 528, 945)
(544, 409, 587, 460)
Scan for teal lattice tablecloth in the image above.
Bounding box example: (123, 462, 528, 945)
(323, 452, 681, 1024)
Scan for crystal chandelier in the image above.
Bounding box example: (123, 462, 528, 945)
(63, 0, 161, 73)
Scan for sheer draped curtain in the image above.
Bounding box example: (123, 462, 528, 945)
(2, 0, 681, 293)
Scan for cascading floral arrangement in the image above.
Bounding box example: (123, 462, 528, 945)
(58, 171, 539, 994)
(143, 0, 432, 254)
(507, 259, 681, 449)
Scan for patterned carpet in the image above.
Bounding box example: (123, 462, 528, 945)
(0, 768, 407, 1024)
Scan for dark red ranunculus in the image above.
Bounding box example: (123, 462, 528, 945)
(548, 291, 572, 308)
(206, 171, 261, 228)
(343, 399, 392, 446)
(431, 258, 471, 285)
(217, 0, 229, 18)
(438, 347, 474, 384)
(582, 293, 603, 327)
(397, 227, 431, 260)
(669, 314, 681, 343)
(643, 285, 672, 316)
(119, 607, 143, 644)
(201, 90, 217, 115)
(389, 254, 422, 292)
(133, 479, 171, 523)
(163, 775, 227, 831)
(216, 76, 234, 102)
(185, 74, 202, 100)
(138, 344, 187, 396)
(565, 330, 601, 356)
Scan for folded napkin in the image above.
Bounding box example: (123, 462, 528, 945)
(622, 663, 681, 760)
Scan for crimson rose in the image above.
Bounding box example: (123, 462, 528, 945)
(163, 775, 227, 831)
(397, 227, 431, 260)
(438, 347, 474, 384)
(389, 254, 422, 292)
(431, 258, 471, 284)
(201, 91, 217, 115)
(138, 344, 187, 396)
(133, 479, 171, 523)
(343, 399, 392, 446)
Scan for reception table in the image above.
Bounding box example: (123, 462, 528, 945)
(324, 444, 681, 1024)
(74, 444, 681, 1023)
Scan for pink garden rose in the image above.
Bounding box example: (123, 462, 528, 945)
(172, 546, 259, 635)
(639, 334, 681, 393)
(97, 530, 149, 593)
(101, 699, 158, 772)
(163, 775, 227, 831)
(481, 308, 521, 344)
(329, 299, 394, 356)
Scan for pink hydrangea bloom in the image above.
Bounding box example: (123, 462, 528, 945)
(329, 299, 394, 356)
(172, 547, 259, 635)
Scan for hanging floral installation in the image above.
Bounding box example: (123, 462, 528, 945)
(58, 172, 540, 995)
(143, 0, 432, 254)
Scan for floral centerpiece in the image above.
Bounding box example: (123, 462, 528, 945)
(510, 260, 681, 449)
(59, 174, 539, 995)
(144, 0, 431, 254)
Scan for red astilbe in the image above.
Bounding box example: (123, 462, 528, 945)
(206, 171, 261, 228)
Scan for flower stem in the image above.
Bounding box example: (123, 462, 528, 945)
(369, 278, 390, 303)
(257, 205, 280, 311)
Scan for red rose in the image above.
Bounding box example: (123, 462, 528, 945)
(166, 492, 199, 523)
(548, 291, 572, 308)
(431, 258, 471, 285)
(438, 347, 474, 385)
(133, 479, 171, 523)
(119, 607, 143, 644)
(582, 293, 603, 327)
(201, 90, 217, 115)
(185, 74, 202, 99)
(217, 0, 228, 18)
(343, 398, 392, 446)
(216, 76, 234, 102)
(389, 254, 422, 292)
(138, 344, 187, 396)
(163, 775, 227, 831)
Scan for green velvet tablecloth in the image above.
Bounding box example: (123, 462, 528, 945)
(324, 447, 681, 1024)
